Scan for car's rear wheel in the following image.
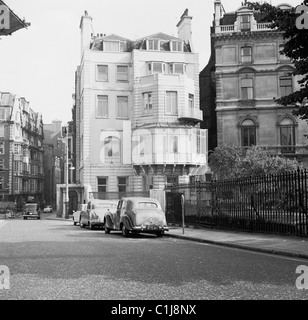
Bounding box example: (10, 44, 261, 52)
(80, 219, 85, 228)
(156, 231, 164, 237)
(104, 223, 111, 234)
(23, 217, 26, 220)
(73, 218, 77, 226)
(89, 222, 94, 230)
(122, 224, 129, 238)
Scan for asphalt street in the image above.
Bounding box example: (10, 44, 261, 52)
(0, 216, 307, 300)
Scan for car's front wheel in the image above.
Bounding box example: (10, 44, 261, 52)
(104, 223, 111, 234)
(156, 231, 164, 237)
(80, 219, 85, 228)
(89, 222, 94, 230)
(122, 224, 129, 238)
(73, 218, 77, 226)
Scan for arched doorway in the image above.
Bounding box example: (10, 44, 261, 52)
(69, 190, 78, 215)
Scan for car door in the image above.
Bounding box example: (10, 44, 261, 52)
(114, 200, 124, 230)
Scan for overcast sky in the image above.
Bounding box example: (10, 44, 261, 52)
(0, 0, 302, 124)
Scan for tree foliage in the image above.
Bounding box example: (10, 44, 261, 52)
(247, 1, 308, 120)
(208, 145, 300, 180)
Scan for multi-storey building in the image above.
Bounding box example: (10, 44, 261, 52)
(43, 120, 65, 209)
(76, 9, 208, 201)
(201, 1, 308, 166)
(0, 92, 44, 208)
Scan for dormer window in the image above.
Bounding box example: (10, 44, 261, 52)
(240, 15, 250, 31)
(170, 40, 183, 52)
(147, 39, 159, 51)
(102, 40, 126, 52)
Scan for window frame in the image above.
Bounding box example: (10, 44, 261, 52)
(118, 177, 128, 192)
(97, 177, 108, 193)
(279, 77, 293, 97)
(116, 65, 129, 83)
(96, 95, 109, 118)
(165, 91, 178, 115)
(240, 78, 254, 100)
(143, 92, 153, 114)
(280, 117, 295, 154)
(96, 65, 108, 82)
(240, 119, 257, 147)
(241, 46, 252, 63)
(116, 96, 129, 119)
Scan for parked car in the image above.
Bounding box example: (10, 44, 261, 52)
(72, 203, 87, 225)
(43, 205, 53, 213)
(104, 197, 169, 237)
(80, 199, 118, 229)
(23, 203, 41, 220)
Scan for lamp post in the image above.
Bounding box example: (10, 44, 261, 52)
(65, 133, 69, 219)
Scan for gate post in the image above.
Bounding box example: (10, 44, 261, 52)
(181, 193, 185, 234)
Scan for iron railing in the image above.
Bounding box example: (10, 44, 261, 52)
(166, 169, 308, 237)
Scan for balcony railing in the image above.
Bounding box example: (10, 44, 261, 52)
(217, 22, 272, 34)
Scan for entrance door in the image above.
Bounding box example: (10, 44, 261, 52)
(69, 190, 78, 215)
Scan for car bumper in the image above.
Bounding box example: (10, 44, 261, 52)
(131, 225, 169, 233)
(23, 214, 40, 218)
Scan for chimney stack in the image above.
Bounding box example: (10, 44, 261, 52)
(176, 9, 193, 51)
(79, 11, 93, 59)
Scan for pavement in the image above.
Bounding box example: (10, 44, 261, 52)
(43, 212, 308, 260)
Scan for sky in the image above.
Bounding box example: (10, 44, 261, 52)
(0, 0, 302, 124)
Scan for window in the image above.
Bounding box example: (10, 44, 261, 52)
(103, 41, 120, 52)
(241, 78, 253, 100)
(165, 91, 178, 115)
(97, 65, 108, 81)
(170, 40, 183, 52)
(143, 93, 153, 114)
(188, 94, 194, 108)
(0, 108, 5, 120)
(97, 95, 108, 118)
(0, 142, 4, 154)
(241, 15, 250, 31)
(241, 119, 256, 147)
(147, 39, 159, 51)
(117, 96, 129, 118)
(280, 118, 295, 153)
(117, 66, 129, 82)
(14, 177, 18, 191)
(30, 179, 34, 191)
(97, 177, 107, 192)
(0, 177, 3, 190)
(118, 177, 128, 192)
(280, 77, 292, 97)
(173, 63, 186, 74)
(147, 62, 165, 74)
(14, 161, 19, 173)
(104, 136, 120, 163)
(0, 159, 4, 170)
(0, 124, 4, 138)
(241, 46, 252, 63)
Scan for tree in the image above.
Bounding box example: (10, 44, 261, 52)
(247, 1, 308, 120)
(209, 145, 300, 180)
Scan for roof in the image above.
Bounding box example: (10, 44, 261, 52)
(0, 0, 30, 36)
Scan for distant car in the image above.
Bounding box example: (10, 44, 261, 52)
(23, 203, 41, 220)
(104, 197, 169, 237)
(43, 205, 53, 213)
(80, 199, 119, 230)
(72, 204, 87, 226)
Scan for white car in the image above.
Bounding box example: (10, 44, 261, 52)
(72, 204, 87, 225)
(43, 205, 53, 213)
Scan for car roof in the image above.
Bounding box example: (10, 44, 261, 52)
(89, 199, 118, 203)
(121, 197, 159, 203)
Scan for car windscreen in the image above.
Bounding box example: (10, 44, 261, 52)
(25, 205, 37, 210)
(136, 202, 158, 209)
